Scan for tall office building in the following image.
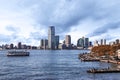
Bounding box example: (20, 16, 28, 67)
(55, 35, 59, 49)
(48, 26, 55, 49)
(18, 42, 22, 49)
(43, 39, 48, 49)
(10, 43, 14, 49)
(94, 40, 99, 46)
(77, 37, 89, 49)
(100, 39, 103, 45)
(40, 39, 44, 48)
(100, 39, 106, 45)
(116, 39, 119, 44)
(84, 38, 89, 48)
(65, 35, 71, 45)
(77, 38, 84, 48)
(104, 39, 106, 45)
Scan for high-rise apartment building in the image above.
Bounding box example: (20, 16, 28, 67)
(84, 38, 89, 48)
(40, 39, 44, 48)
(104, 39, 106, 45)
(77, 37, 89, 49)
(116, 39, 119, 44)
(100, 39, 106, 45)
(94, 40, 99, 46)
(101, 39, 103, 45)
(77, 38, 84, 48)
(48, 26, 55, 49)
(65, 35, 71, 45)
(10, 43, 14, 49)
(55, 35, 59, 49)
(18, 42, 22, 49)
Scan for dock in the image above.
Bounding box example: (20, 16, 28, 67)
(78, 53, 100, 62)
(87, 68, 120, 73)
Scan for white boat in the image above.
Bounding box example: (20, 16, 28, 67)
(7, 50, 30, 56)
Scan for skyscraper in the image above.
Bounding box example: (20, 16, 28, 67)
(18, 42, 22, 49)
(48, 26, 55, 49)
(65, 35, 71, 45)
(84, 38, 89, 48)
(77, 37, 89, 49)
(104, 39, 106, 45)
(77, 38, 84, 48)
(116, 39, 119, 44)
(100, 39, 103, 45)
(55, 35, 59, 49)
(40, 39, 44, 48)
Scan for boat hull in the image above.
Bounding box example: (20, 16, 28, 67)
(7, 51, 30, 56)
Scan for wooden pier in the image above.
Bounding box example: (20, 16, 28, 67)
(87, 68, 120, 73)
(78, 53, 100, 62)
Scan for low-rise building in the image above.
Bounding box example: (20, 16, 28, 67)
(116, 49, 120, 59)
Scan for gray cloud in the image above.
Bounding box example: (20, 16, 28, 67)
(86, 21, 120, 37)
(1, 0, 120, 45)
(5, 26, 19, 33)
(16, 0, 97, 33)
(30, 32, 47, 40)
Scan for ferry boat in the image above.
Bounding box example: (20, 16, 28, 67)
(7, 50, 30, 56)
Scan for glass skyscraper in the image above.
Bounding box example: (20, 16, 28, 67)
(48, 26, 55, 49)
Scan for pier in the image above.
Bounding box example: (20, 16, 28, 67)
(87, 68, 120, 73)
(78, 53, 100, 62)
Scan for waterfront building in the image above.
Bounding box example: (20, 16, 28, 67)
(21, 44, 27, 49)
(65, 35, 72, 49)
(109, 42, 116, 45)
(77, 38, 84, 49)
(84, 38, 89, 49)
(116, 39, 119, 44)
(94, 40, 99, 46)
(100, 39, 106, 45)
(40, 39, 44, 48)
(89, 41, 92, 47)
(77, 37, 89, 49)
(10, 43, 14, 49)
(40, 39, 48, 49)
(43, 39, 48, 49)
(116, 49, 120, 59)
(65, 35, 71, 45)
(55, 35, 59, 49)
(18, 42, 22, 49)
(100, 39, 103, 45)
(104, 39, 106, 45)
(48, 26, 55, 49)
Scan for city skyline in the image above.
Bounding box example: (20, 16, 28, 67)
(0, 0, 120, 46)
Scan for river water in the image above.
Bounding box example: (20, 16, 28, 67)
(0, 50, 120, 80)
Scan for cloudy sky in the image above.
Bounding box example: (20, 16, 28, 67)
(0, 0, 120, 46)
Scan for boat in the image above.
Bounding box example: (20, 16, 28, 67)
(7, 50, 30, 56)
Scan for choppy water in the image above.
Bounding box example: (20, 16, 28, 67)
(0, 50, 120, 80)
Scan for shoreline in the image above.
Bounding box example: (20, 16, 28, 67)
(78, 53, 120, 64)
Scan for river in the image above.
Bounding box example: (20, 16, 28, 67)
(0, 50, 120, 80)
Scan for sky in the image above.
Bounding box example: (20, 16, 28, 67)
(0, 0, 120, 46)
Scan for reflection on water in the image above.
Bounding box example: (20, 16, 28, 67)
(0, 50, 120, 80)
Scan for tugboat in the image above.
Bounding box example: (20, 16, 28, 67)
(7, 50, 30, 56)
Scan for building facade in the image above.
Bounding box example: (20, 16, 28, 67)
(65, 35, 71, 45)
(84, 38, 89, 48)
(77, 37, 89, 49)
(77, 38, 84, 48)
(48, 26, 55, 49)
(18, 42, 22, 49)
(55, 35, 59, 49)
